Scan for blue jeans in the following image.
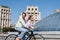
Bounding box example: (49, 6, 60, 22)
(15, 27, 28, 40)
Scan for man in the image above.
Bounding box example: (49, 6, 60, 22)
(15, 12, 28, 40)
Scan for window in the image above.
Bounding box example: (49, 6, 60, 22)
(35, 20, 37, 21)
(35, 17, 37, 19)
(4, 9, 5, 11)
(0, 19, 1, 25)
(4, 13, 5, 14)
(28, 13, 30, 14)
(28, 8, 30, 10)
(31, 20, 33, 21)
(9, 10, 10, 12)
(6, 10, 8, 12)
(1, 9, 3, 11)
(4, 19, 5, 21)
(32, 13, 33, 14)
(8, 19, 10, 21)
(32, 8, 34, 10)
(1, 19, 2, 20)
(4, 16, 5, 17)
(4, 13, 6, 18)
(32, 18, 33, 20)
(1, 14, 2, 18)
(35, 8, 37, 10)
(0, 19, 1, 22)
(32, 21, 34, 24)
(1, 12, 3, 14)
(6, 19, 7, 21)
(35, 20, 38, 22)
(35, 13, 37, 14)
(35, 15, 37, 16)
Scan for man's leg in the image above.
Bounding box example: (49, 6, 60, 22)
(15, 27, 28, 40)
(16, 37, 20, 40)
(15, 27, 21, 40)
(20, 31, 27, 40)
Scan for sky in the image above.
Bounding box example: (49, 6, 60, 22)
(0, 0, 60, 24)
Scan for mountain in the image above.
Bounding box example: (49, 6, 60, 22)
(34, 12, 60, 31)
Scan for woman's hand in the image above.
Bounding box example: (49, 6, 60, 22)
(29, 26, 34, 30)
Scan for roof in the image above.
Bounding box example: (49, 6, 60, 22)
(0, 5, 10, 8)
(34, 11, 60, 31)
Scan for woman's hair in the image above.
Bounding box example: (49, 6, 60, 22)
(28, 15, 33, 20)
(22, 12, 26, 16)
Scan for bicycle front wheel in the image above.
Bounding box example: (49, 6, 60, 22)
(5, 34, 17, 40)
(26, 34, 36, 40)
(30, 34, 36, 40)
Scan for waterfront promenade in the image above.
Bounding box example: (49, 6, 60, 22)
(0, 31, 60, 40)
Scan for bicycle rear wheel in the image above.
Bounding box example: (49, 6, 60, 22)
(5, 34, 17, 40)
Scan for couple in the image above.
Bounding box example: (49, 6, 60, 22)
(15, 12, 34, 40)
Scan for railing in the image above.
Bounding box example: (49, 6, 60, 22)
(34, 31, 60, 40)
(0, 36, 6, 40)
(35, 34, 60, 40)
(0, 31, 60, 40)
(0, 34, 9, 40)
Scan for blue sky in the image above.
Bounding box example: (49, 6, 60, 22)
(0, 0, 60, 24)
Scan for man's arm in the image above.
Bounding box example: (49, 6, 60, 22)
(20, 17, 28, 28)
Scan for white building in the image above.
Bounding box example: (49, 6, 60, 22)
(55, 9, 60, 13)
(25, 6, 41, 25)
(0, 5, 11, 29)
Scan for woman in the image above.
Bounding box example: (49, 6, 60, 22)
(26, 15, 34, 40)
(26, 15, 34, 31)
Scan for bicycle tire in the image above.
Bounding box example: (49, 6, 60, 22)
(5, 34, 17, 40)
(30, 34, 36, 40)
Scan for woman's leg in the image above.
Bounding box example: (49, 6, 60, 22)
(28, 30, 33, 40)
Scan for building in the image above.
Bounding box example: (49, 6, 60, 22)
(25, 6, 41, 25)
(0, 5, 11, 30)
(55, 9, 60, 13)
(35, 9, 60, 31)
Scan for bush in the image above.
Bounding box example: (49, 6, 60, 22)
(3, 27, 15, 32)
(10, 28, 15, 32)
(3, 27, 10, 32)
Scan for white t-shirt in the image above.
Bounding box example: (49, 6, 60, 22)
(15, 15, 28, 28)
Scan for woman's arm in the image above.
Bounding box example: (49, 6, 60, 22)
(26, 20, 34, 30)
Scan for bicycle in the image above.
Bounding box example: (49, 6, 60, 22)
(5, 30, 39, 40)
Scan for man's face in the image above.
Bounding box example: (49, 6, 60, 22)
(22, 14, 26, 18)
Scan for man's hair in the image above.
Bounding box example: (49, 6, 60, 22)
(22, 12, 26, 16)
